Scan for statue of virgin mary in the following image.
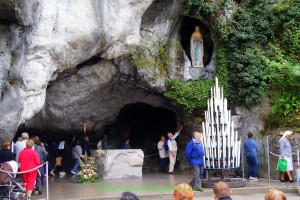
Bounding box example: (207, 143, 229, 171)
(190, 26, 204, 67)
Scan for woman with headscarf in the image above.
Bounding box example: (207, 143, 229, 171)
(278, 130, 295, 182)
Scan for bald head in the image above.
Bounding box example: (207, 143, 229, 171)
(193, 132, 201, 141)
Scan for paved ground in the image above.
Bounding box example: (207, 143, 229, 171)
(31, 173, 299, 200)
(201, 193, 300, 200)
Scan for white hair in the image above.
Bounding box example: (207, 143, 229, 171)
(21, 132, 29, 139)
(193, 132, 201, 138)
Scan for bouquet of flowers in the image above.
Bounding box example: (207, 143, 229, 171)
(77, 155, 99, 183)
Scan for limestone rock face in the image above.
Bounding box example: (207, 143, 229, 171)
(17, 0, 185, 136)
(22, 58, 170, 133)
(138, 0, 183, 89)
(0, 0, 157, 139)
(232, 97, 270, 137)
(91, 149, 144, 179)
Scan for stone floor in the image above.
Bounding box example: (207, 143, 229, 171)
(31, 173, 299, 200)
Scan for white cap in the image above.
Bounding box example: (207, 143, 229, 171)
(279, 130, 293, 142)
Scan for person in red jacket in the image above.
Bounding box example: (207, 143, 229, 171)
(19, 139, 40, 199)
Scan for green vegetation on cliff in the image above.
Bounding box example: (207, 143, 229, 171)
(131, 0, 300, 122)
(182, 0, 300, 126)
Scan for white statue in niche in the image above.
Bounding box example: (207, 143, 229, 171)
(190, 26, 204, 67)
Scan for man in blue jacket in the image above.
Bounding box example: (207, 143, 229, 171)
(185, 132, 204, 191)
(244, 132, 259, 180)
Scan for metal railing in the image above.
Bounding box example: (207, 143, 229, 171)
(0, 162, 49, 200)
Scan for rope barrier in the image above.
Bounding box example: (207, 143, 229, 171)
(144, 153, 159, 157)
(0, 162, 47, 174)
(269, 152, 294, 157)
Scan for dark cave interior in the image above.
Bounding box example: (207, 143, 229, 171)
(16, 102, 179, 152)
(104, 102, 179, 150)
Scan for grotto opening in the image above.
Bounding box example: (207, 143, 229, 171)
(17, 102, 179, 152)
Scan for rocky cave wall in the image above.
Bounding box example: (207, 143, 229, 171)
(0, 0, 184, 140)
(0, 0, 269, 172)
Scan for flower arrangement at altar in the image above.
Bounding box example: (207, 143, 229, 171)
(77, 156, 99, 183)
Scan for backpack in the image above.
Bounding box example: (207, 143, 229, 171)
(164, 139, 169, 151)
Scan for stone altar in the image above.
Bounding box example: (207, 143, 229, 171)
(91, 149, 144, 179)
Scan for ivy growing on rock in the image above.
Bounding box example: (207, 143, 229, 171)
(130, 38, 178, 78)
(164, 79, 214, 112)
(184, 0, 300, 126)
(185, 0, 299, 105)
(131, 0, 300, 116)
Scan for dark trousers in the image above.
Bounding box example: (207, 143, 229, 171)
(49, 157, 56, 172)
(246, 156, 259, 177)
(35, 174, 42, 192)
(58, 150, 68, 172)
(159, 157, 168, 172)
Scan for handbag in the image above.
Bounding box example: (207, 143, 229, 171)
(55, 157, 62, 166)
(277, 158, 287, 172)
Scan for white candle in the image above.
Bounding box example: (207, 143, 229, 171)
(222, 124, 226, 168)
(232, 122, 235, 147)
(216, 77, 219, 92)
(297, 150, 299, 167)
(210, 139, 214, 169)
(237, 140, 241, 167)
(216, 109, 220, 133)
(217, 130, 221, 169)
(220, 98, 223, 124)
(214, 88, 217, 111)
(210, 99, 214, 125)
(234, 131, 238, 168)
(221, 87, 224, 99)
(11, 141, 14, 153)
(207, 99, 210, 111)
(225, 99, 228, 123)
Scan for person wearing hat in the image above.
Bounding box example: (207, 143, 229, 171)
(278, 130, 295, 182)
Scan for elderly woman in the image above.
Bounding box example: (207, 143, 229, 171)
(19, 139, 40, 199)
(278, 130, 294, 182)
(0, 141, 15, 163)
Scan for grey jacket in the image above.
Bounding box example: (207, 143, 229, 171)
(279, 138, 292, 158)
(72, 145, 82, 159)
(34, 144, 48, 175)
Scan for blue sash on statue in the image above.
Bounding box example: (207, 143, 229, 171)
(194, 40, 199, 62)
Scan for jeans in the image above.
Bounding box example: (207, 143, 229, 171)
(71, 158, 80, 173)
(159, 157, 168, 172)
(190, 165, 203, 187)
(246, 156, 259, 177)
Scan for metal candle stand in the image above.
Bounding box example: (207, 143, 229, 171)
(201, 78, 246, 188)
